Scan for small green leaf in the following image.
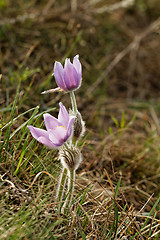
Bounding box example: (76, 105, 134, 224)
(111, 116, 119, 128)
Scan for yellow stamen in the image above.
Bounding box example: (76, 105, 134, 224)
(54, 125, 67, 130)
(59, 125, 67, 130)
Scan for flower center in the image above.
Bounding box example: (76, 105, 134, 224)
(53, 125, 67, 130)
(58, 125, 66, 130)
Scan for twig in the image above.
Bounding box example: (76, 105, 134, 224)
(0, 12, 40, 26)
(91, 0, 135, 14)
(0, 173, 15, 188)
(150, 106, 160, 134)
(71, 0, 77, 12)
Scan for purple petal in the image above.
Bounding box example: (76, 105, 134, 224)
(28, 125, 49, 140)
(48, 129, 60, 145)
(58, 102, 69, 128)
(38, 136, 58, 148)
(66, 116, 76, 138)
(43, 113, 61, 130)
(28, 125, 57, 148)
(73, 55, 82, 78)
(54, 61, 67, 91)
(49, 126, 67, 146)
(64, 59, 80, 91)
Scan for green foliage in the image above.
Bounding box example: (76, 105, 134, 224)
(0, 0, 8, 9)
(10, 67, 40, 83)
(110, 111, 137, 137)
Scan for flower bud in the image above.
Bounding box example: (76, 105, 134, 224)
(54, 55, 82, 92)
(59, 147, 82, 170)
(72, 111, 85, 140)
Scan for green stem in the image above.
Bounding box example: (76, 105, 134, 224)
(64, 169, 75, 212)
(56, 167, 68, 212)
(70, 91, 78, 114)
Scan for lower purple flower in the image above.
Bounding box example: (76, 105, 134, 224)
(28, 102, 75, 148)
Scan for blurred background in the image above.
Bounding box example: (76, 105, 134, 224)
(1, 0, 160, 105)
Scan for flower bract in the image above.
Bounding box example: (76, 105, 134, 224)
(59, 147, 82, 170)
(54, 55, 82, 92)
(28, 102, 75, 148)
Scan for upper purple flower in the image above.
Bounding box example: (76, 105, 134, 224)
(28, 103, 75, 149)
(54, 55, 82, 92)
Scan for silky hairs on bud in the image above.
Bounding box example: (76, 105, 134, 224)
(59, 147, 82, 170)
(70, 111, 85, 140)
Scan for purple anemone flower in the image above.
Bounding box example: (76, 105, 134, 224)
(54, 55, 82, 92)
(28, 102, 75, 149)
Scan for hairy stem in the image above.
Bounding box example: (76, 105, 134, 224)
(56, 167, 68, 212)
(63, 169, 75, 212)
(70, 91, 78, 114)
